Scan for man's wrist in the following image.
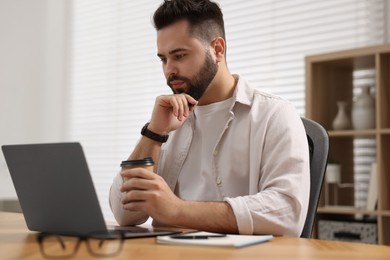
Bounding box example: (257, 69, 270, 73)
(147, 122, 169, 136)
(141, 122, 169, 143)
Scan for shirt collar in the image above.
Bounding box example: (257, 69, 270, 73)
(231, 74, 253, 108)
(188, 74, 253, 121)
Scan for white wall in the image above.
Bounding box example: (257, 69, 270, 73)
(0, 0, 68, 199)
(387, 0, 390, 42)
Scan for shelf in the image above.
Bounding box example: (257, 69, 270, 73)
(306, 43, 390, 245)
(317, 206, 377, 215)
(317, 207, 390, 217)
(327, 129, 390, 137)
(328, 129, 377, 137)
(380, 129, 390, 134)
(380, 211, 390, 217)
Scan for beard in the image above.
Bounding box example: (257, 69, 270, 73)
(167, 50, 218, 101)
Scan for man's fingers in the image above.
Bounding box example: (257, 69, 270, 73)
(120, 168, 154, 182)
(177, 95, 189, 119)
(150, 93, 198, 133)
(121, 189, 145, 204)
(164, 94, 194, 121)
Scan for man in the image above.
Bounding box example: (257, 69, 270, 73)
(110, 0, 310, 237)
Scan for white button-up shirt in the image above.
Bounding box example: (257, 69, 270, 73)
(110, 75, 310, 237)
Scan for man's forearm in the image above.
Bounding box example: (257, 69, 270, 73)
(171, 201, 239, 234)
(128, 136, 163, 172)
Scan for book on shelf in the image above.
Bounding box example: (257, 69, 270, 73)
(366, 162, 378, 211)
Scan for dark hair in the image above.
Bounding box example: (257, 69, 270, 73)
(153, 0, 225, 44)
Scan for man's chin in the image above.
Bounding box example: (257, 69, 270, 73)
(169, 85, 204, 101)
(169, 86, 184, 95)
(187, 90, 203, 101)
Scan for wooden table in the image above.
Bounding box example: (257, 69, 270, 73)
(1, 211, 390, 259)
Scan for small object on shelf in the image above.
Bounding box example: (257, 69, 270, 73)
(325, 162, 341, 206)
(324, 162, 354, 207)
(332, 101, 351, 130)
(318, 220, 377, 244)
(351, 85, 375, 130)
(366, 162, 378, 211)
(325, 163, 341, 184)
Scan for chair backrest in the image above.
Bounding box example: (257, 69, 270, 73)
(300, 117, 329, 238)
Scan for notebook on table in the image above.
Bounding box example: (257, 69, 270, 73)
(157, 231, 273, 248)
(2, 142, 179, 238)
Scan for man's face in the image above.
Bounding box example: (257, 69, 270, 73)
(157, 20, 218, 101)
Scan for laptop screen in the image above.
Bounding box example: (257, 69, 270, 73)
(2, 143, 108, 236)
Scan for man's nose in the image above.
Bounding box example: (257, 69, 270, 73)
(164, 60, 178, 78)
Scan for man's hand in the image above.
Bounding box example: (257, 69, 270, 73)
(147, 94, 198, 135)
(119, 167, 239, 233)
(120, 167, 183, 225)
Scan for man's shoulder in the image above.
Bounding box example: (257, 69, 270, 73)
(236, 75, 284, 100)
(233, 76, 299, 123)
(235, 76, 291, 108)
(252, 87, 284, 102)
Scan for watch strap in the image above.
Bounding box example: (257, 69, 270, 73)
(141, 122, 169, 143)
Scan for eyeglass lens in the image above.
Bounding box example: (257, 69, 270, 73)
(39, 233, 123, 258)
(40, 235, 79, 258)
(87, 237, 123, 257)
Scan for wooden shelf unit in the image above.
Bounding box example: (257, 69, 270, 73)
(305, 44, 390, 245)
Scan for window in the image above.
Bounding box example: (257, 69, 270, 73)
(69, 0, 386, 220)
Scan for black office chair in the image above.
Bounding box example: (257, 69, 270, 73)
(300, 117, 329, 238)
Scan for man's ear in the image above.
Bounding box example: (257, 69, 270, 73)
(211, 37, 225, 63)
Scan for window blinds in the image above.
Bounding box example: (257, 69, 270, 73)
(69, 0, 386, 220)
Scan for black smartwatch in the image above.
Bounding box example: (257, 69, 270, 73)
(141, 122, 169, 143)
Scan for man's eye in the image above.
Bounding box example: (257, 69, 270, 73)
(175, 54, 186, 60)
(160, 57, 167, 63)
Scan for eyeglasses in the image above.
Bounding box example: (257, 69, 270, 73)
(36, 231, 124, 258)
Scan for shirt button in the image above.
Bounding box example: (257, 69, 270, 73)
(216, 177, 222, 185)
(213, 150, 218, 156)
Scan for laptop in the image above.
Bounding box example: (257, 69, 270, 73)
(2, 142, 180, 238)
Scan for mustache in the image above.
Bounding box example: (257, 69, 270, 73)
(167, 75, 190, 86)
